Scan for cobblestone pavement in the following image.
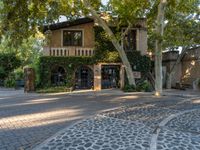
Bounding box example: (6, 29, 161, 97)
(34, 97, 200, 150)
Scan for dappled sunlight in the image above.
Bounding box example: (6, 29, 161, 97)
(192, 99, 200, 104)
(106, 95, 140, 104)
(0, 108, 83, 130)
(44, 89, 94, 96)
(0, 97, 60, 108)
(182, 59, 199, 84)
(119, 95, 139, 100)
(29, 97, 60, 103)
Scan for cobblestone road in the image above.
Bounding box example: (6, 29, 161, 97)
(34, 97, 200, 150)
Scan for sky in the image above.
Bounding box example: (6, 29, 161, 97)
(102, 0, 109, 5)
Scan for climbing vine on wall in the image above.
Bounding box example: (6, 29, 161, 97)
(38, 56, 94, 87)
(94, 26, 151, 72)
(94, 26, 121, 63)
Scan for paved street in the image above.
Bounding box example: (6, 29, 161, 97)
(0, 89, 168, 150)
(0, 88, 200, 150)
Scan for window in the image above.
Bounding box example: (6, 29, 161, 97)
(63, 30, 82, 46)
(123, 29, 136, 51)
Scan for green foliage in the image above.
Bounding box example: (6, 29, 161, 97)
(94, 26, 151, 72)
(110, 0, 150, 24)
(123, 80, 152, 92)
(136, 80, 152, 92)
(147, 0, 200, 52)
(0, 53, 21, 80)
(14, 68, 24, 80)
(94, 26, 121, 63)
(4, 72, 16, 88)
(17, 36, 43, 66)
(0, 66, 6, 79)
(123, 84, 136, 92)
(126, 51, 151, 73)
(0, 36, 43, 67)
(38, 56, 94, 88)
(36, 86, 72, 93)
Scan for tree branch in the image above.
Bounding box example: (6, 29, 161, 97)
(121, 21, 132, 40)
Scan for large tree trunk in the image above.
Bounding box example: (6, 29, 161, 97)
(154, 0, 167, 96)
(82, 1, 136, 86)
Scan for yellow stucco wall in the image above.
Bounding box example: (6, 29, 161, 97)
(49, 22, 95, 48)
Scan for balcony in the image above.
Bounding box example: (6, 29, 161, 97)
(43, 47, 95, 57)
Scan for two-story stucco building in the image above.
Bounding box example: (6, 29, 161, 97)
(42, 17, 147, 91)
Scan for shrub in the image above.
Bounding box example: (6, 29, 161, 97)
(4, 73, 16, 88)
(14, 68, 24, 80)
(123, 84, 136, 92)
(0, 53, 21, 80)
(0, 66, 6, 78)
(36, 86, 72, 93)
(136, 80, 152, 92)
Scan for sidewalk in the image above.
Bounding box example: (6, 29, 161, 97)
(1, 87, 200, 98)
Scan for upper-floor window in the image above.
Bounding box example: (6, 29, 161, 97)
(123, 29, 136, 51)
(63, 30, 82, 46)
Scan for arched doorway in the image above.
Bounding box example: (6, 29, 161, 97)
(75, 66, 94, 89)
(51, 66, 66, 85)
(101, 65, 120, 89)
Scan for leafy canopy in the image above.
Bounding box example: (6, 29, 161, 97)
(0, 0, 199, 49)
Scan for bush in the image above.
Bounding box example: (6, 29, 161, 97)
(0, 53, 21, 80)
(36, 86, 73, 93)
(123, 84, 136, 92)
(14, 68, 24, 80)
(136, 80, 152, 92)
(123, 80, 152, 92)
(4, 73, 16, 88)
(0, 66, 6, 79)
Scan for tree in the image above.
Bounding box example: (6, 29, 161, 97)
(154, 0, 167, 96)
(0, 53, 21, 80)
(81, 0, 144, 86)
(0, 35, 43, 67)
(0, 0, 149, 87)
(0, 0, 199, 93)
(148, 0, 200, 92)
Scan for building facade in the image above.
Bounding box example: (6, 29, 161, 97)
(42, 17, 147, 90)
(163, 47, 200, 88)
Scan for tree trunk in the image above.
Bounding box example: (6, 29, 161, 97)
(154, 0, 167, 96)
(82, 1, 136, 86)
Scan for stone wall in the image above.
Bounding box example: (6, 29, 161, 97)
(162, 47, 200, 88)
(181, 47, 200, 86)
(162, 51, 182, 88)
